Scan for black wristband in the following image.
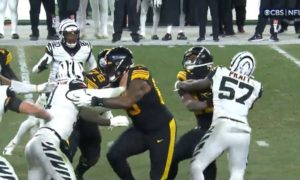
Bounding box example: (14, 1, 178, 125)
(91, 97, 104, 107)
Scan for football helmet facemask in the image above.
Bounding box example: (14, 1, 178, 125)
(230, 51, 256, 77)
(97, 48, 111, 73)
(58, 19, 80, 48)
(182, 46, 213, 79)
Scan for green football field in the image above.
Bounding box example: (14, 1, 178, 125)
(0, 45, 299, 180)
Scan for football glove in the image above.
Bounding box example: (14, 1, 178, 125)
(32, 54, 53, 73)
(110, 116, 130, 127)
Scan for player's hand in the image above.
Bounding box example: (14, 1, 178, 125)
(152, 0, 162, 8)
(67, 89, 93, 107)
(36, 81, 58, 93)
(110, 116, 130, 127)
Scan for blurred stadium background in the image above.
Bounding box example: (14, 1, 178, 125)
(0, 45, 299, 179)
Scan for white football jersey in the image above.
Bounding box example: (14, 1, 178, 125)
(45, 84, 78, 140)
(0, 86, 9, 122)
(35, 40, 97, 81)
(208, 67, 262, 125)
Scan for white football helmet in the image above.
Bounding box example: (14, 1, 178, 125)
(58, 19, 80, 48)
(55, 60, 85, 83)
(230, 51, 256, 77)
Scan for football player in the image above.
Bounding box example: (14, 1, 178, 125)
(139, 0, 162, 40)
(3, 19, 97, 155)
(168, 46, 217, 180)
(0, 0, 19, 39)
(77, 47, 177, 180)
(176, 51, 263, 180)
(69, 48, 112, 180)
(25, 60, 129, 180)
(0, 71, 52, 180)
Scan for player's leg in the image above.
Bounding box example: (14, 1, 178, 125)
(90, 0, 101, 37)
(3, 94, 47, 155)
(148, 119, 176, 180)
(228, 128, 250, 180)
(99, 0, 109, 37)
(3, 116, 39, 155)
(168, 127, 216, 180)
(75, 119, 101, 180)
(139, 0, 149, 37)
(190, 124, 227, 180)
(106, 127, 147, 179)
(0, 0, 8, 37)
(0, 156, 19, 179)
(25, 130, 76, 180)
(8, 0, 19, 38)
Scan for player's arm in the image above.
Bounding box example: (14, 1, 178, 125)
(32, 46, 53, 73)
(5, 93, 51, 121)
(176, 78, 211, 92)
(0, 75, 56, 94)
(180, 93, 208, 112)
(91, 79, 151, 109)
(78, 106, 129, 127)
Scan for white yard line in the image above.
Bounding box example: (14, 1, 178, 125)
(270, 45, 300, 67)
(17, 46, 33, 101)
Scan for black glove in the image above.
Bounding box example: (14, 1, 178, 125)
(38, 58, 48, 72)
(91, 97, 104, 106)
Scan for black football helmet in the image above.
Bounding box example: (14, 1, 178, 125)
(182, 46, 213, 79)
(105, 47, 134, 83)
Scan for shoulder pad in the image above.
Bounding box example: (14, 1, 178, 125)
(130, 65, 150, 81)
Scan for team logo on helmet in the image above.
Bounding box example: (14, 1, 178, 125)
(230, 51, 256, 77)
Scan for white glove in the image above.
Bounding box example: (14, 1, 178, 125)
(66, 89, 92, 107)
(36, 81, 58, 93)
(110, 116, 130, 127)
(32, 54, 53, 73)
(152, 0, 162, 8)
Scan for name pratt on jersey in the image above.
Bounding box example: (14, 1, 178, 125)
(229, 71, 249, 83)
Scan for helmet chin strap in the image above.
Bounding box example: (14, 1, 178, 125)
(186, 62, 213, 70)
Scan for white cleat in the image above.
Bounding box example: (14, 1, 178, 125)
(3, 142, 16, 156)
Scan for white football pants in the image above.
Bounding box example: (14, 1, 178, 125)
(25, 128, 76, 180)
(77, 0, 114, 36)
(0, 0, 18, 35)
(0, 156, 18, 180)
(190, 118, 251, 180)
(140, 0, 160, 37)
